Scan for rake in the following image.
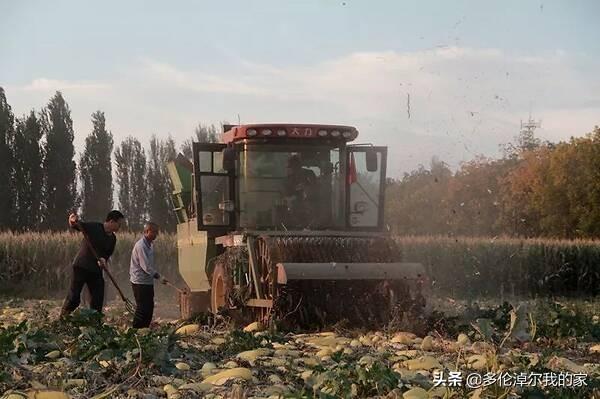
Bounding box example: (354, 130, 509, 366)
(163, 279, 188, 295)
(77, 221, 135, 313)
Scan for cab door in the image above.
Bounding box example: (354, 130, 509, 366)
(346, 146, 387, 231)
(193, 142, 236, 234)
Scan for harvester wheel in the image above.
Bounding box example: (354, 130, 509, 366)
(210, 263, 232, 314)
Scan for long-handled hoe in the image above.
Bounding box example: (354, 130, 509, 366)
(162, 279, 188, 295)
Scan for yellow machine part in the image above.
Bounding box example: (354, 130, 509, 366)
(176, 220, 210, 292)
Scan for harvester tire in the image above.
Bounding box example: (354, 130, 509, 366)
(210, 263, 233, 314)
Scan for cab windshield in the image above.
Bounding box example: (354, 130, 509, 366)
(238, 144, 344, 230)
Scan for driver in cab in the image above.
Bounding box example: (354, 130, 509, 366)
(285, 155, 316, 199)
(284, 155, 317, 225)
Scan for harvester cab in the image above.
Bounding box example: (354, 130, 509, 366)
(167, 124, 429, 327)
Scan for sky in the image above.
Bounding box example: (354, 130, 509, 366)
(1, 0, 599, 177)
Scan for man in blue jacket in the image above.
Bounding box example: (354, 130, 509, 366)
(129, 221, 167, 328)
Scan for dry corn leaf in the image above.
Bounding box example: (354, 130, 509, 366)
(470, 341, 493, 354)
(175, 362, 190, 371)
(29, 383, 46, 391)
(316, 331, 336, 337)
(264, 385, 287, 396)
(402, 387, 428, 399)
(62, 380, 85, 389)
(178, 383, 212, 393)
(44, 351, 60, 360)
(151, 376, 172, 386)
(242, 321, 264, 333)
(525, 353, 540, 367)
(428, 387, 448, 398)
(201, 362, 217, 376)
(358, 355, 377, 365)
(236, 348, 272, 363)
(89, 385, 119, 399)
(274, 349, 292, 357)
(175, 324, 200, 336)
(391, 332, 417, 344)
(297, 357, 319, 366)
(163, 384, 178, 394)
(457, 333, 471, 346)
(26, 392, 70, 399)
(316, 348, 333, 358)
(546, 356, 587, 374)
(404, 356, 442, 371)
(135, 327, 151, 335)
(299, 370, 313, 381)
(310, 336, 335, 347)
(396, 350, 420, 359)
(466, 354, 488, 371)
(470, 387, 483, 399)
(3, 393, 28, 399)
(266, 357, 288, 367)
(201, 367, 252, 385)
(420, 336, 433, 351)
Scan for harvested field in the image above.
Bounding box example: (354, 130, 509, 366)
(0, 297, 598, 398)
(1, 232, 599, 397)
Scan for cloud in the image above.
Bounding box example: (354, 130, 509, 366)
(19, 78, 110, 92)
(140, 59, 270, 96)
(5, 47, 598, 176)
(137, 48, 598, 172)
(133, 46, 597, 126)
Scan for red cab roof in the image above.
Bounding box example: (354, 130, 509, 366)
(222, 123, 358, 144)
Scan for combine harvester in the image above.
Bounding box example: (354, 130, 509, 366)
(167, 123, 429, 328)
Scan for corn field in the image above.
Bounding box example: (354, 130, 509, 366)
(396, 235, 600, 298)
(0, 232, 599, 299)
(0, 231, 180, 299)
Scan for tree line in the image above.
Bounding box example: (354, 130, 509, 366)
(0, 87, 219, 232)
(2, 86, 598, 239)
(385, 125, 600, 239)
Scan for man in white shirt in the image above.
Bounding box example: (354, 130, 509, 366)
(129, 222, 167, 328)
